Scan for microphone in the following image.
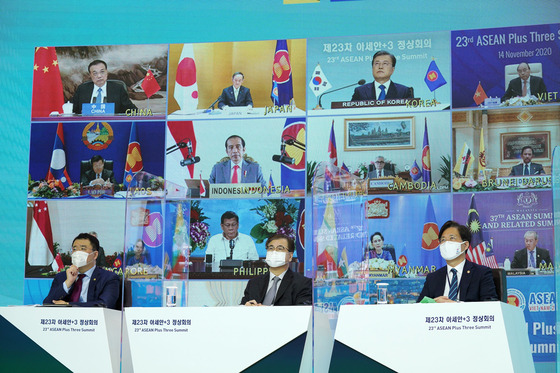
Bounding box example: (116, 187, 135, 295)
(204, 97, 221, 113)
(180, 156, 201, 166)
(272, 154, 295, 164)
(229, 240, 235, 260)
(317, 79, 366, 108)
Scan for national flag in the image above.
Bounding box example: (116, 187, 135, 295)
(164, 252, 172, 279)
(199, 173, 206, 197)
(124, 122, 143, 188)
(141, 69, 161, 98)
(28, 201, 55, 266)
(324, 167, 334, 192)
(409, 159, 421, 181)
(316, 198, 338, 272)
(308, 63, 332, 97)
(271, 81, 279, 106)
(32, 47, 64, 117)
(341, 162, 349, 173)
(421, 196, 444, 268)
(46, 122, 72, 190)
(478, 128, 486, 180)
(113, 254, 123, 268)
(337, 247, 349, 278)
(51, 253, 64, 272)
(267, 172, 274, 196)
(328, 121, 338, 166)
(421, 119, 431, 185)
(453, 142, 473, 177)
(473, 82, 488, 106)
(424, 59, 447, 92)
(174, 44, 199, 113)
(281, 118, 306, 190)
(295, 198, 305, 261)
(466, 194, 498, 268)
(271, 40, 293, 106)
(166, 121, 197, 179)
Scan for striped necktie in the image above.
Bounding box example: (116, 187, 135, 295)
(449, 268, 458, 301)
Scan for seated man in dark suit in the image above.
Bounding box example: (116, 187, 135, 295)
(209, 135, 264, 186)
(242, 234, 311, 306)
(501, 62, 548, 102)
(72, 59, 137, 115)
(417, 220, 498, 303)
(367, 156, 395, 178)
(43, 233, 120, 309)
(352, 51, 413, 101)
(509, 145, 545, 176)
(218, 72, 253, 109)
(81, 155, 116, 186)
(511, 230, 552, 269)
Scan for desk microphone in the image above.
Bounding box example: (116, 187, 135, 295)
(317, 79, 366, 108)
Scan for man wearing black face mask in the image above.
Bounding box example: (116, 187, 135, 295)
(417, 221, 497, 303)
(241, 234, 311, 306)
(43, 233, 120, 309)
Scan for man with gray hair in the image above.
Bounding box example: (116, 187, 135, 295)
(511, 230, 552, 269)
(367, 156, 395, 178)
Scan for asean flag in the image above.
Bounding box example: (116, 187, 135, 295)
(421, 119, 431, 185)
(271, 40, 294, 106)
(174, 44, 199, 114)
(421, 196, 444, 268)
(46, 122, 72, 190)
(281, 118, 306, 190)
(124, 122, 143, 188)
(424, 60, 447, 92)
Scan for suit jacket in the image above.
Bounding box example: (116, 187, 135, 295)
(208, 159, 264, 186)
(417, 260, 498, 302)
(81, 168, 116, 185)
(367, 169, 395, 178)
(511, 247, 552, 269)
(240, 269, 312, 306)
(218, 85, 253, 108)
(501, 76, 548, 102)
(351, 81, 413, 101)
(72, 81, 137, 114)
(509, 162, 545, 176)
(43, 267, 120, 309)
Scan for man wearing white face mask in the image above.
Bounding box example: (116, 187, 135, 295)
(43, 233, 120, 309)
(417, 221, 497, 303)
(241, 234, 312, 306)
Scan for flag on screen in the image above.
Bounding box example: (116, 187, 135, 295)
(341, 162, 349, 173)
(421, 119, 431, 185)
(271, 81, 279, 106)
(113, 254, 123, 269)
(421, 196, 444, 268)
(466, 194, 498, 268)
(141, 69, 161, 98)
(271, 40, 293, 106)
(308, 63, 332, 97)
(199, 173, 206, 197)
(124, 122, 143, 188)
(409, 159, 421, 181)
(167, 121, 197, 179)
(478, 128, 486, 180)
(324, 167, 334, 192)
(51, 253, 64, 272)
(46, 122, 72, 190)
(337, 247, 348, 278)
(267, 172, 274, 196)
(316, 198, 338, 273)
(32, 47, 64, 117)
(328, 121, 338, 166)
(424, 59, 447, 92)
(295, 198, 305, 261)
(174, 44, 199, 113)
(28, 201, 55, 266)
(473, 82, 488, 106)
(164, 252, 173, 279)
(280, 118, 306, 190)
(453, 142, 473, 177)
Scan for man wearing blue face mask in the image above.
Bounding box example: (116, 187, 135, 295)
(241, 234, 312, 306)
(417, 221, 498, 303)
(43, 233, 120, 309)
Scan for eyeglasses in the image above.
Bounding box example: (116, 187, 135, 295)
(373, 61, 391, 68)
(266, 245, 289, 253)
(375, 161, 385, 164)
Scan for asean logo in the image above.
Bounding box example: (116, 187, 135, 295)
(273, 50, 291, 83)
(507, 288, 526, 311)
(427, 70, 438, 82)
(82, 122, 114, 150)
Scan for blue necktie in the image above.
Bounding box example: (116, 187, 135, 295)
(524, 164, 529, 176)
(378, 85, 386, 100)
(529, 250, 535, 268)
(449, 268, 458, 301)
(96, 87, 102, 104)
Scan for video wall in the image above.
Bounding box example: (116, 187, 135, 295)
(26, 23, 559, 360)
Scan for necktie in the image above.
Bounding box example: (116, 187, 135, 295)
(234, 88, 238, 101)
(263, 276, 281, 306)
(232, 165, 239, 183)
(96, 87, 102, 104)
(529, 251, 535, 268)
(377, 170, 381, 178)
(448, 268, 458, 301)
(378, 85, 386, 100)
(70, 274, 86, 303)
(524, 164, 529, 176)
(522, 80, 527, 96)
